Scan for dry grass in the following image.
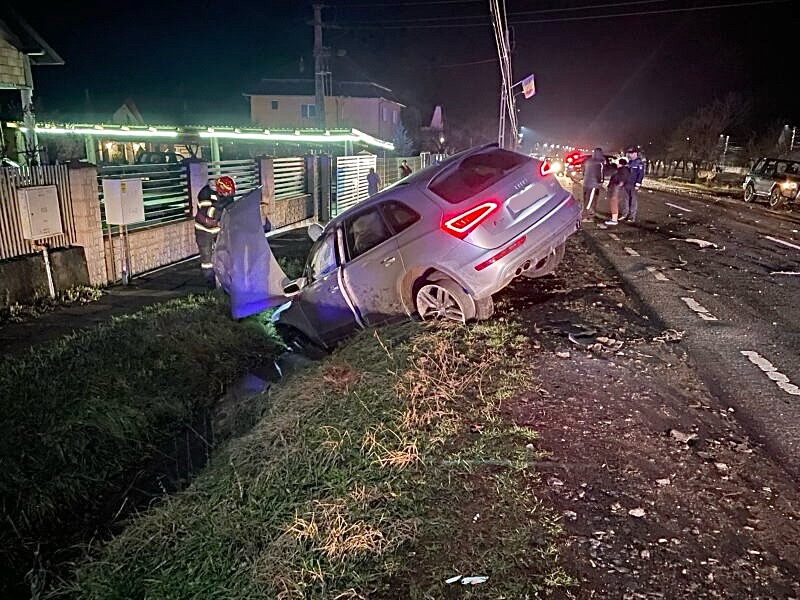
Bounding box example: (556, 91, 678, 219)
(64, 319, 573, 599)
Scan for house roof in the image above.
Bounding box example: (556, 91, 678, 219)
(0, 5, 63, 66)
(245, 79, 404, 106)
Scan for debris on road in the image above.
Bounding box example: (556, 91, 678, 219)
(669, 237, 721, 250)
(460, 576, 489, 585)
(770, 271, 800, 276)
(628, 507, 646, 518)
(669, 429, 698, 444)
(652, 329, 685, 343)
(555, 351, 571, 359)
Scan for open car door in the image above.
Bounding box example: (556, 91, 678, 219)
(213, 187, 290, 319)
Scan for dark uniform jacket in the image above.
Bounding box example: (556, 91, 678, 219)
(194, 185, 234, 234)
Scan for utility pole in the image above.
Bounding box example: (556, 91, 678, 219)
(312, 4, 330, 130)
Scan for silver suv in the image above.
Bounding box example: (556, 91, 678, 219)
(743, 157, 800, 209)
(272, 144, 581, 349)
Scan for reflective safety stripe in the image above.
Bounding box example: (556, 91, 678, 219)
(210, 194, 218, 200)
(207, 207, 216, 219)
(194, 222, 220, 234)
(198, 201, 213, 207)
(200, 262, 214, 269)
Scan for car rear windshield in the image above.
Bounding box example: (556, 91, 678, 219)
(429, 148, 529, 204)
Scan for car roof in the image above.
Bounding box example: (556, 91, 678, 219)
(324, 143, 500, 231)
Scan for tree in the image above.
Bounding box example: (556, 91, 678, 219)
(666, 93, 751, 181)
(392, 122, 414, 157)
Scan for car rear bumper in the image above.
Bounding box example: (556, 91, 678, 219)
(456, 193, 581, 299)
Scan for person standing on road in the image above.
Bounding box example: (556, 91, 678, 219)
(194, 176, 236, 288)
(366, 167, 381, 196)
(605, 158, 631, 226)
(399, 160, 412, 178)
(582, 148, 605, 220)
(624, 146, 645, 222)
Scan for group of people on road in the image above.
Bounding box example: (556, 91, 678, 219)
(581, 146, 644, 225)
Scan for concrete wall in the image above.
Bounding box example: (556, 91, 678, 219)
(0, 247, 89, 307)
(0, 35, 26, 88)
(104, 220, 196, 278)
(270, 195, 313, 230)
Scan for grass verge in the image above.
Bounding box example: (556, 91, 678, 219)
(0, 294, 281, 596)
(67, 319, 574, 599)
(0, 285, 104, 324)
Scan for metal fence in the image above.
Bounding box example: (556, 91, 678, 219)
(333, 154, 376, 217)
(98, 163, 189, 229)
(0, 165, 77, 260)
(208, 159, 260, 196)
(273, 157, 306, 199)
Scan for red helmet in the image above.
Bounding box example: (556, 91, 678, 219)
(215, 176, 236, 196)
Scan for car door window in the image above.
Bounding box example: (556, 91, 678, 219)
(752, 159, 765, 174)
(380, 201, 420, 234)
(344, 208, 393, 260)
(762, 160, 777, 176)
(306, 233, 338, 282)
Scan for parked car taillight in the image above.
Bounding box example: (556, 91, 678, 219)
(441, 201, 500, 239)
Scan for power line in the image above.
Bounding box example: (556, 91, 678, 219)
(330, 0, 482, 7)
(337, 0, 667, 25)
(434, 58, 498, 68)
(330, 0, 788, 28)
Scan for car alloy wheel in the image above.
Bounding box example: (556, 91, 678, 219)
(769, 188, 786, 209)
(415, 278, 474, 323)
(743, 184, 755, 203)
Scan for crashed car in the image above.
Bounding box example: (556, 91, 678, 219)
(270, 143, 581, 350)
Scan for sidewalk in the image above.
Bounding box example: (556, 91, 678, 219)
(0, 257, 208, 358)
(0, 228, 314, 359)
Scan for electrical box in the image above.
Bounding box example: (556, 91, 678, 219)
(102, 178, 145, 225)
(17, 185, 64, 240)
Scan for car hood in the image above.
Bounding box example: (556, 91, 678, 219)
(213, 187, 291, 319)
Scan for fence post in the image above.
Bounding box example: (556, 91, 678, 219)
(319, 155, 332, 222)
(258, 157, 275, 225)
(304, 155, 319, 222)
(67, 164, 107, 285)
(186, 159, 208, 216)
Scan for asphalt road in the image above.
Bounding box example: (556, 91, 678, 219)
(573, 179, 800, 481)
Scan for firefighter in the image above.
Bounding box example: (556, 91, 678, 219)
(194, 175, 236, 288)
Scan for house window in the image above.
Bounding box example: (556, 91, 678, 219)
(392, 110, 398, 124)
(301, 104, 317, 119)
(271, 100, 279, 110)
(381, 106, 389, 122)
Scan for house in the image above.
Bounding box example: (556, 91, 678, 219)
(0, 4, 63, 163)
(246, 79, 405, 142)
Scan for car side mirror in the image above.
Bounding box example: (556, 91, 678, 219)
(308, 223, 324, 242)
(283, 277, 307, 296)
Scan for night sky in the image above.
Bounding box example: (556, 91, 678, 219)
(9, 0, 798, 150)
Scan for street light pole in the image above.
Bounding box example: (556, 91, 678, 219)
(312, 3, 329, 131)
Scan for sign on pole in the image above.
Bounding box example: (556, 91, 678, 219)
(522, 74, 536, 99)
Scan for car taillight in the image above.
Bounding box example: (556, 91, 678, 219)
(441, 201, 500, 239)
(474, 235, 527, 271)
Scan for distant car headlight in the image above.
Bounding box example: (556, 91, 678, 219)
(550, 161, 562, 173)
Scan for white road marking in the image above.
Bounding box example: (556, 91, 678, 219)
(770, 271, 800, 276)
(680, 297, 718, 321)
(665, 201, 693, 213)
(764, 235, 800, 251)
(646, 266, 670, 281)
(740, 351, 800, 396)
(624, 247, 640, 256)
(608, 233, 620, 241)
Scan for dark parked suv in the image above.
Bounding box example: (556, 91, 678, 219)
(743, 157, 800, 209)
